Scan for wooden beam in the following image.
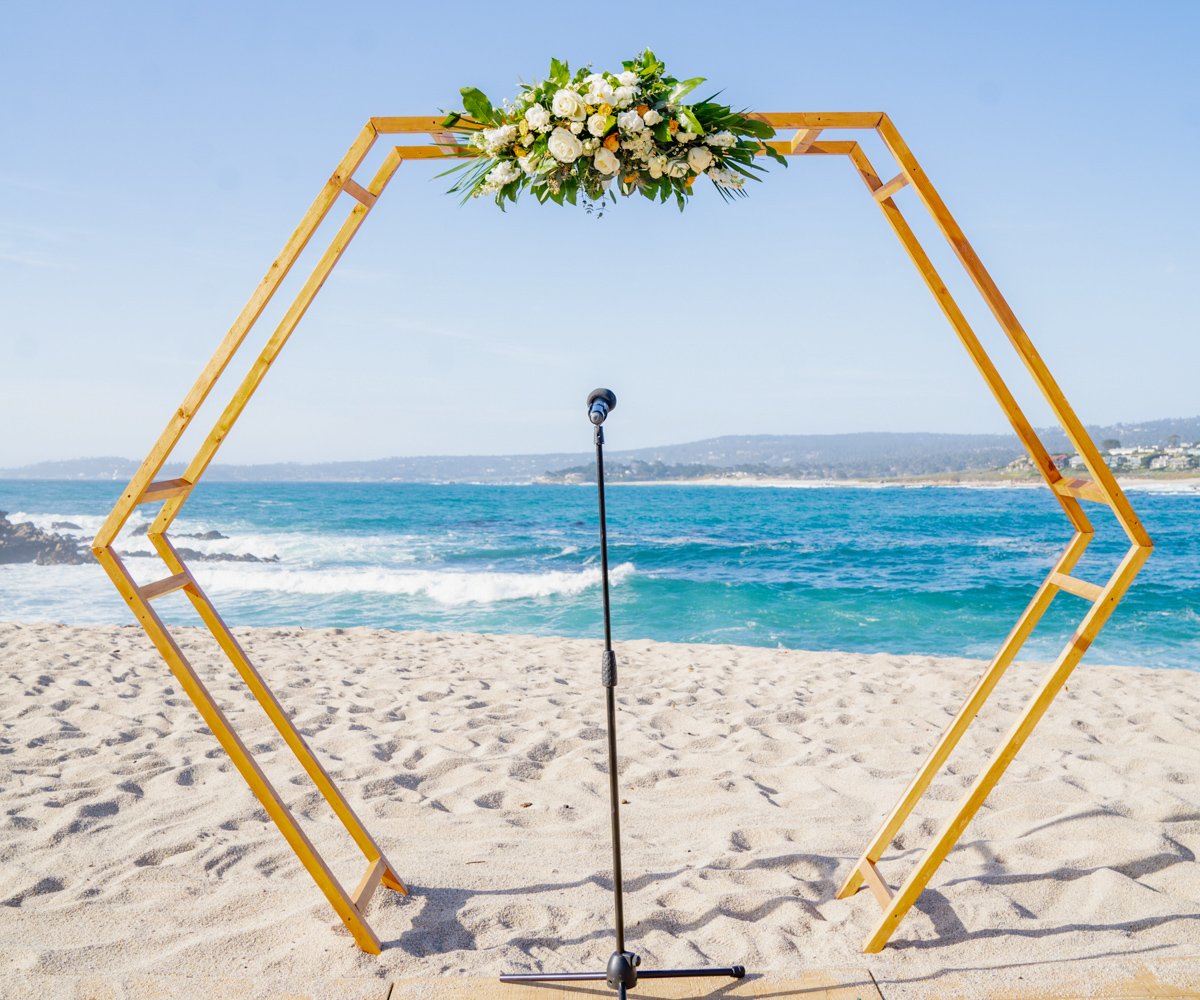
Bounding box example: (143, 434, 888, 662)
(1052, 477, 1110, 505)
(154, 148, 406, 527)
(873, 172, 909, 202)
(790, 128, 822, 153)
(863, 544, 1152, 953)
(352, 857, 387, 913)
(372, 115, 479, 133)
(90, 544, 382, 955)
(755, 112, 884, 130)
(875, 114, 1151, 548)
(394, 145, 468, 160)
(846, 143, 1087, 532)
(91, 123, 379, 550)
(148, 531, 406, 896)
(342, 178, 376, 207)
(138, 571, 192, 602)
(837, 531, 1092, 902)
(137, 478, 192, 504)
(858, 859, 894, 909)
(1050, 572, 1104, 603)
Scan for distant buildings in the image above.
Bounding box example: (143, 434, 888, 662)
(1007, 441, 1200, 475)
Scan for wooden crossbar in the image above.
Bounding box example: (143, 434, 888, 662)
(93, 111, 1151, 959)
(342, 178, 377, 207)
(138, 478, 192, 504)
(352, 857, 387, 912)
(873, 172, 909, 202)
(138, 571, 192, 601)
(1052, 477, 1111, 504)
(1050, 571, 1105, 602)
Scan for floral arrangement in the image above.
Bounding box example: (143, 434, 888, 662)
(440, 49, 785, 211)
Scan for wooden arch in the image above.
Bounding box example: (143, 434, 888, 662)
(91, 113, 1152, 955)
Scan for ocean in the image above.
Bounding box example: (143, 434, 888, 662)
(1, 480, 1196, 670)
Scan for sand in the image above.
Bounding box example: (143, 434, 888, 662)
(1, 621, 1198, 999)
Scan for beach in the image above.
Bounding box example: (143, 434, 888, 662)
(2, 621, 1198, 999)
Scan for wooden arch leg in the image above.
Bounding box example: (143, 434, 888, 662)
(829, 120, 1153, 952)
(92, 126, 411, 952)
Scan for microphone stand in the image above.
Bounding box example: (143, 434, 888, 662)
(499, 393, 746, 1000)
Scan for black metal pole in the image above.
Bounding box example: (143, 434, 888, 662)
(499, 389, 746, 992)
(596, 422, 625, 955)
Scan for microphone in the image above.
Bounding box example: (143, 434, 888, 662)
(588, 388, 617, 426)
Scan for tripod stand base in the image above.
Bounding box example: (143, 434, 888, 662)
(500, 950, 746, 998)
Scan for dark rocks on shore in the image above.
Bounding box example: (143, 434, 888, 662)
(177, 529, 228, 541)
(122, 548, 278, 564)
(0, 512, 90, 565)
(51, 521, 83, 531)
(0, 512, 271, 565)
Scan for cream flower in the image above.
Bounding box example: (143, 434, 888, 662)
(587, 113, 609, 137)
(643, 108, 663, 126)
(525, 104, 551, 130)
(613, 85, 637, 108)
(705, 129, 737, 148)
(551, 88, 587, 121)
(687, 146, 714, 172)
(667, 159, 689, 178)
(616, 108, 644, 132)
(593, 147, 620, 175)
(586, 81, 615, 106)
(675, 131, 698, 144)
(569, 120, 584, 134)
(617, 70, 638, 87)
(548, 126, 583, 163)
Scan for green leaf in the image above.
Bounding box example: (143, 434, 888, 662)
(678, 106, 703, 137)
(550, 57, 568, 84)
(460, 87, 494, 125)
(669, 77, 705, 103)
(653, 121, 672, 144)
(762, 143, 789, 167)
(736, 117, 775, 139)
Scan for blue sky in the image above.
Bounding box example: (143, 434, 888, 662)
(1, 1, 1196, 466)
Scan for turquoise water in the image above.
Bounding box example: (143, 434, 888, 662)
(1, 480, 1196, 669)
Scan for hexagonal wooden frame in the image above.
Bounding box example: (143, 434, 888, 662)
(91, 113, 1153, 955)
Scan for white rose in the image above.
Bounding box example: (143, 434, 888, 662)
(586, 81, 615, 106)
(643, 108, 662, 126)
(648, 155, 665, 179)
(687, 146, 713, 172)
(593, 147, 620, 175)
(547, 126, 583, 163)
(705, 129, 736, 148)
(525, 104, 550, 130)
(569, 120, 584, 134)
(617, 70, 638, 87)
(675, 131, 697, 144)
(613, 85, 637, 107)
(667, 159, 689, 178)
(587, 113, 609, 137)
(583, 138, 599, 153)
(551, 88, 587, 121)
(617, 109, 644, 132)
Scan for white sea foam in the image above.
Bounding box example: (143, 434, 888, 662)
(193, 562, 636, 606)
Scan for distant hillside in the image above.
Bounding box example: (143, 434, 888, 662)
(3, 417, 1197, 483)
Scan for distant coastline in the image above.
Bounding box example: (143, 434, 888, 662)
(4, 416, 1198, 487)
(602, 474, 1200, 493)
